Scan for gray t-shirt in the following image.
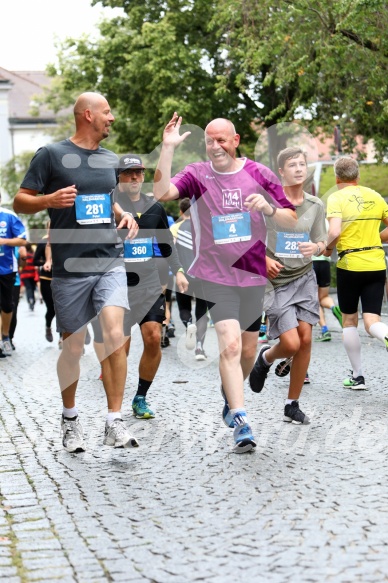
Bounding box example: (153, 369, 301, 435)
(266, 192, 327, 288)
(21, 139, 122, 277)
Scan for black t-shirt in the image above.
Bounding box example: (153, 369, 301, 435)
(21, 139, 122, 277)
(114, 190, 181, 287)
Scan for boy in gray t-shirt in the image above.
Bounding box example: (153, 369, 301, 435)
(249, 146, 327, 425)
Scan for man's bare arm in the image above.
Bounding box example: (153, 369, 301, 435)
(153, 112, 190, 202)
(14, 186, 78, 214)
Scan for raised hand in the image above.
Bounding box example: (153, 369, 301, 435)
(162, 112, 191, 148)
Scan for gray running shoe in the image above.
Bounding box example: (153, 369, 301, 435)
(45, 328, 53, 342)
(61, 416, 86, 453)
(2, 339, 12, 356)
(103, 419, 139, 448)
(195, 344, 207, 361)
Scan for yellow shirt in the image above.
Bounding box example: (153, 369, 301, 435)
(326, 185, 388, 271)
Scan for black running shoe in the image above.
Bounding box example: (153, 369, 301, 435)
(284, 400, 310, 425)
(275, 357, 292, 378)
(249, 345, 271, 393)
(343, 374, 367, 390)
(167, 323, 175, 338)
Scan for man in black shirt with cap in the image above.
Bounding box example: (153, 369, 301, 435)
(93, 154, 188, 418)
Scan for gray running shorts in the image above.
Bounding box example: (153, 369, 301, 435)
(266, 269, 319, 340)
(51, 267, 129, 334)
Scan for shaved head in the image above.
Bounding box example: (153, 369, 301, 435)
(204, 118, 240, 172)
(71, 91, 114, 145)
(205, 118, 237, 136)
(73, 92, 109, 117)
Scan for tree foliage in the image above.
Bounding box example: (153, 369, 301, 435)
(212, 0, 388, 159)
(28, 0, 388, 162)
(1, 153, 49, 231)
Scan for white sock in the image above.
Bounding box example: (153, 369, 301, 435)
(262, 351, 272, 367)
(369, 322, 388, 344)
(342, 327, 363, 378)
(106, 411, 122, 425)
(285, 399, 295, 405)
(63, 406, 78, 419)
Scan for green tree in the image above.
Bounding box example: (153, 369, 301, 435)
(35, 0, 388, 164)
(212, 0, 388, 159)
(1, 153, 49, 231)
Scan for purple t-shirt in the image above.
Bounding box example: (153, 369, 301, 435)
(171, 158, 294, 287)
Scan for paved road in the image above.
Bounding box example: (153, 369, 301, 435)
(1, 295, 388, 582)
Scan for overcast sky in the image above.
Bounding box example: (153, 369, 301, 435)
(1, 0, 122, 71)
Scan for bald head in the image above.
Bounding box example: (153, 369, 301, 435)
(74, 92, 109, 117)
(204, 118, 240, 172)
(205, 118, 237, 137)
(71, 92, 114, 146)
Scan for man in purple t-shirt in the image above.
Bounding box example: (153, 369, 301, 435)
(154, 112, 296, 454)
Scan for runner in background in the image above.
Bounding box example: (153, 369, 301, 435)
(250, 146, 326, 424)
(9, 245, 27, 350)
(325, 156, 388, 390)
(171, 197, 209, 360)
(313, 220, 342, 342)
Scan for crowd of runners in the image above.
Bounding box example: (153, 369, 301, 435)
(1, 91, 387, 455)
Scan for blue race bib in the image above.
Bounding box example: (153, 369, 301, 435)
(212, 212, 251, 244)
(275, 232, 309, 258)
(124, 238, 153, 262)
(75, 194, 111, 224)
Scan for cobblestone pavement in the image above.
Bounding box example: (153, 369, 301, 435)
(1, 295, 388, 582)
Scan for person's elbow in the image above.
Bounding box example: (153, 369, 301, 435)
(275, 208, 297, 227)
(153, 184, 178, 202)
(329, 229, 341, 241)
(13, 193, 23, 213)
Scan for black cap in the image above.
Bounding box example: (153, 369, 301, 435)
(118, 154, 145, 173)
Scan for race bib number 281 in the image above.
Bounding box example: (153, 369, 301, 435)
(75, 194, 111, 224)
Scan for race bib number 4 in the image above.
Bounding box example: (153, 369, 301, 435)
(75, 194, 111, 224)
(212, 212, 251, 244)
(124, 237, 153, 262)
(275, 232, 309, 258)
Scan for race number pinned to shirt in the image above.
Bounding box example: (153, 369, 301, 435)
(75, 194, 111, 224)
(212, 212, 251, 244)
(124, 237, 153, 262)
(275, 232, 309, 258)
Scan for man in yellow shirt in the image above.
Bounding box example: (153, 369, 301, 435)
(325, 157, 388, 389)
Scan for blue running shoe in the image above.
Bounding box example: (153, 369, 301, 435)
(132, 396, 155, 419)
(221, 385, 234, 428)
(233, 413, 256, 453)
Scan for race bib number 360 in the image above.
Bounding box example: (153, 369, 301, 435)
(212, 212, 251, 244)
(124, 238, 153, 262)
(75, 194, 111, 224)
(275, 232, 309, 258)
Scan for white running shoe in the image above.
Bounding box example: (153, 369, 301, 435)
(1, 339, 12, 356)
(103, 419, 139, 448)
(61, 416, 86, 453)
(185, 323, 197, 350)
